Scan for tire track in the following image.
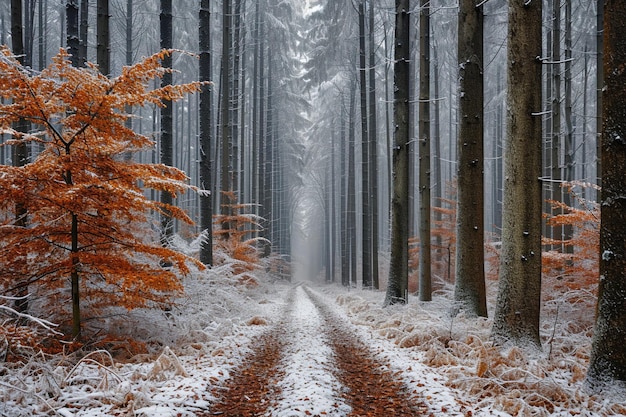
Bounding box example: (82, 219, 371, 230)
(304, 286, 430, 416)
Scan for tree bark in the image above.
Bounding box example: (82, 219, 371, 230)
(586, 0, 626, 388)
(358, 0, 372, 288)
(79, 0, 87, 66)
(159, 0, 174, 246)
(418, 0, 432, 301)
(491, 0, 543, 349)
(96, 0, 110, 76)
(368, 0, 379, 290)
(384, 0, 410, 306)
(454, 0, 487, 317)
(199, 0, 213, 266)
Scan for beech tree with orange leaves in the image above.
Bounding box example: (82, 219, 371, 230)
(0, 47, 205, 340)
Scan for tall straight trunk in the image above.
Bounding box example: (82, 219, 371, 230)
(199, 0, 213, 266)
(491, 0, 543, 349)
(239, 1, 247, 204)
(596, 0, 603, 197)
(126, 0, 132, 66)
(432, 38, 442, 247)
(160, 0, 174, 245)
(550, 0, 562, 249)
(263, 47, 274, 255)
(251, 0, 261, 224)
(220, 0, 232, 220)
(341, 102, 349, 286)
(79, 0, 87, 66)
(38, 0, 45, 69)
(231, 0, 241, 199)
(97, 0, 110, 76)
(368, 0, 379, 289)
(348, 80, 358, 287)
(586, 0, 626, 387)
(384, 0, 410, 306)
(563, 0, 573, 252)
(258, 22, 269, 255)
(67, 0, 79, 67)
(358, 0, 372, 288)
(11, 0, 30, 314)
(418, 0, 432, 301)
(454, 0, 487, 317)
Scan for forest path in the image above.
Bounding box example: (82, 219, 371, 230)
(205, 284, 430, 417)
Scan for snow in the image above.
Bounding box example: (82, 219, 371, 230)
(2, 264, 625, 416)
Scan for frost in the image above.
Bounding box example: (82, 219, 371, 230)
(602, 250, 614, 261)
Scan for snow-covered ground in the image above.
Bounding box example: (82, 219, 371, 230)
(1, 266, 625, 416)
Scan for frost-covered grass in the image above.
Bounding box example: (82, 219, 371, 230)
(1, 257, 624, 416)
(327, 281, 626, 417)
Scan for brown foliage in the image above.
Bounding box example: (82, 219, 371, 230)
(0, 47, 205, 335)
(542, 182, 599, 295)
(213, 191, 265, 285)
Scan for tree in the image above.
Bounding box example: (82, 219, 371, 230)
(418, 0, 432, 302)
(66, 0, 79, 67)
(159, 0, 174, 246)
(490, 0, 543, 348)
(358, 0, 372, 288)
(384, 0, 410, 306)
(0, 48, 204, 339)
(368, 0, 379, 290)
(586, 0, 626, 389)
(10, 0, 30, 314)
(97, 0, 110, 76)
(199, 0, 213, 266)
(454, 0, 487, 317)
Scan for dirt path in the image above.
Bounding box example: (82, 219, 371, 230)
(205, 284, 430, 416)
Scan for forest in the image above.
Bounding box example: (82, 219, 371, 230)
(1, 0, 625, 416)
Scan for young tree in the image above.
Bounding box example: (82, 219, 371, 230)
(454, 0, 487, 317)
(490, 0, 543, 348)
(384, 0, 410, 306)
(0, 48, 204, 339)
(586, 0, 626, 389)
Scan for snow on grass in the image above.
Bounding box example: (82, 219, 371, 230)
(267, 284, 350, 417)
(320, 282, 626, 417)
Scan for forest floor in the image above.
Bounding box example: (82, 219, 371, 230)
(204, 283, 432, 416)
(2, 271, 625, 416)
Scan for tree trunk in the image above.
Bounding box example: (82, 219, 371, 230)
(454, 0, 487, 317)
(79, 0, 87, 66)
(550, 0, 562, 249)
(66, 0, 79, 67)
(199, 0, 213, 266)
(596, 0, 603, 197)
(491, 0, 543, 349)
(358, 0, 371, 288)
(11, 0, 30, 314)
(348, 79, 358, 287)
(384, 0, 410, 306)
(159, 0, 174, 246)
(368, 0, 379, 290)
(418, 0, 431, 302)
(586, 0, 626, 388)
(97, 0, 110, 76)
(220, 0, 232, 228)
